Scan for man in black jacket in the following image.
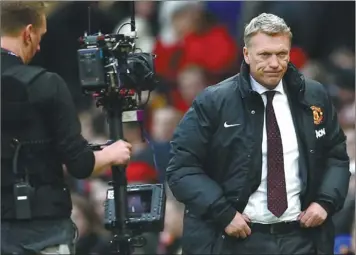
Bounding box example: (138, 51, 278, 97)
(1, 2, 132, 254)
(167, 13, 350, 254)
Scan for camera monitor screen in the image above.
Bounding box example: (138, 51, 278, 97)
(127, 190, 152, 216)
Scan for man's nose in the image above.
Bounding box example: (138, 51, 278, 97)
(269, 55, 279, 68)
(37, 44, 41, 52)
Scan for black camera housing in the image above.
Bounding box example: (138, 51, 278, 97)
(77, 34, 157, 93)
(104, 183, 165, 233)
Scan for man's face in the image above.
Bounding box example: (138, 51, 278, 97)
(243, 32, 290, 89)
(152, 109, 175, 142)
(177, 69, 205, 104)
(22, 14, 47, 63)
(172, 8, 198, 39)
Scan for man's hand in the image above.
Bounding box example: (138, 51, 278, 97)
(103, 140, 132, 165)
(224, 212, 251, 238)
(298, 202, 328, 228)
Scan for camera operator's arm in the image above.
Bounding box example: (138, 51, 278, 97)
(44, 73, 131, 178)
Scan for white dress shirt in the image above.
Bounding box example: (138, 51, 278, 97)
(243, 76, 302, 224)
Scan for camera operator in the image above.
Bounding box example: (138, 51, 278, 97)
(1, 2, 132, 254)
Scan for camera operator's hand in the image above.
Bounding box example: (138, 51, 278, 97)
(92, 140, 132, 176)
(103, 140, 132, 165)
(224, 212, 251, 239)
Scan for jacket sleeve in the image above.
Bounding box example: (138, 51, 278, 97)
(43, 73, 95, 179)
(166, 89, 236, 229)
(316, 90, 350, 214)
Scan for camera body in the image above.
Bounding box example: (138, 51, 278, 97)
(77, 33, 157, 108)
(77, 33, 132, 92)
(104, 184, 165, 233)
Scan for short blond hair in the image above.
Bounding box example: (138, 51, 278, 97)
(244, 13, 292, 47)
(1, 1, 46, 36)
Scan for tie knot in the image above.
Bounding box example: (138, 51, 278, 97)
(265, 91, 276, 103)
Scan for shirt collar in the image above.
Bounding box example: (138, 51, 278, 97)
(250, 75, 285, 95)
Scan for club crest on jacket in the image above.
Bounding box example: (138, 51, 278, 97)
(310, 106, 323, 125)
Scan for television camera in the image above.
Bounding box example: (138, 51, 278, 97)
(77, 3, 165, 255)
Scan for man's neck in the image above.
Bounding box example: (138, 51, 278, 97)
(1, 37, 25, 62)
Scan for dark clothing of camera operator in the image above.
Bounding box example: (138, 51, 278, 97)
(167, 13, 350, 254)
(1, 2, 132, 254)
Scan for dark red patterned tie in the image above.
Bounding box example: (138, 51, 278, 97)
(265, 91, 288, 217)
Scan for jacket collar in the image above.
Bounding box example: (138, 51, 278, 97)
(238, 60, 306, 104)
(1, 48, 24, 65)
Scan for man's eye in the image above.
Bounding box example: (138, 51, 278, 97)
(260, 53, 270, 57)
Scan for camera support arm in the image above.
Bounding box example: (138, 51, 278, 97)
(79, 2, 165, 254)
(103, 94, 132, 255)
(88, 140, 114, 151)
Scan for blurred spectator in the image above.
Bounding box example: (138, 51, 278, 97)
(289, 46, 308, 69)
(157, 187, 184, 254)
(78, 110, 95, 142)
(154, 1, 238, 84)
(151, 107, 182, 143)
(333, 128, 355, 250)
(300, 60, 329, 82)
(329, 47, 355, 71)
(345, 129, 355, 172)
(96, 1, 133, 26)
(126, 161, 158, 184)
(352, 220, 356, 254)
(134, 107, 182, 182)
(333, 175, 355, 238)
(205, 1, 242, 37)
(325, 48, 356, 129)
(171, 65, 208, 114)
(123, 122, 159, 184)
(339, 101, 356, 130)
(87, 179, 111, 221)
(114, 1, 157, 53)
(71, 193, 110, 255)
(123, 122, 147, 154)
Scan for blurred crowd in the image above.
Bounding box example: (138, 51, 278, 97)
(30, 1, 355, 254)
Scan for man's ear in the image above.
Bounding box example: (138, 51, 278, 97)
(22, 24, 33, 45)
(243, 46, 250, 64)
